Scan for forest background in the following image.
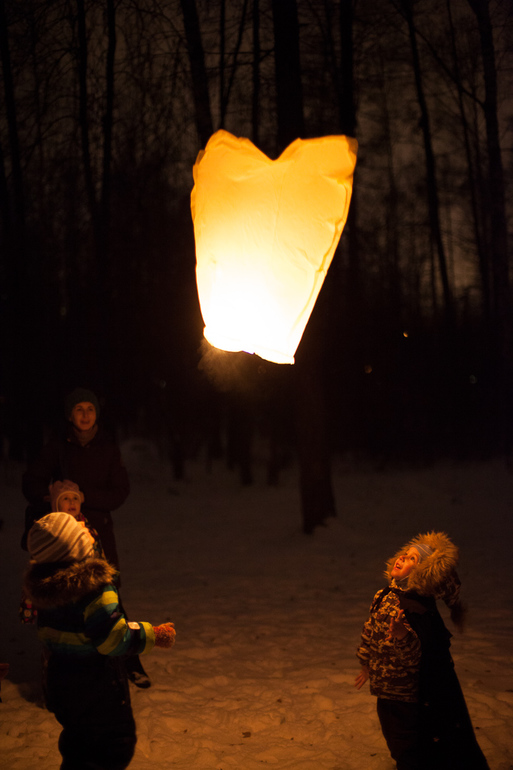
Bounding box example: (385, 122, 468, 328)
(1, 0, 512, 530)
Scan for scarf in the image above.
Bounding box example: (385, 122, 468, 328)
(72, 423, 98, 447)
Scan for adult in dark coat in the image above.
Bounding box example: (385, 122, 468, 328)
(22, 387, 151, 688)
(22, 388, 129, 570)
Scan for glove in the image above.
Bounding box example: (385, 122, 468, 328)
(153, 623, 176, 648)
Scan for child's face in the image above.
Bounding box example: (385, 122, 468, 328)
(70, 401, 97, 431)
(58, 492, 82, 517)
(391, 546, 420, 580)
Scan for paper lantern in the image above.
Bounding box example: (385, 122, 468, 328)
(191, 129, 358, 364)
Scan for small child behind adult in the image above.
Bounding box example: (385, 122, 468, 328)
(49, 479, 104, 554)
(20, 480, 101, 624)
(355, 531, 489, 770)
(49, 481, 151, 690)
(23, 512, 176, 770)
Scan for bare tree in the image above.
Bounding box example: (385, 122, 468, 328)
(397, 0, 454, 324)
(271, 0, 304, 149)
(0, 0, 47, 459)
(272, 0, 337, 533)
(180, 0, 214, 146)
(445, 0, 490, 321)
(218, 0, 249, 127)
(466, 0, 513, 457)
(0, 0, 24, 238)
(72, 0, 118, 390)
(251, 0, 261, 143)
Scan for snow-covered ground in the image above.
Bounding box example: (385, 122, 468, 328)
(1, 441, 513, 769)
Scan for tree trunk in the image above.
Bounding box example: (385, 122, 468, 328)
(220, 0, 249, 126)
(0, 0, 24, 236)
(76, 0, 96, 229)
(97, 0, 116, 398)
(180, 0, 214, 147)
(401, 0, 453, 325)
(272, 0, 335, 533)
(100, 0, 116, 250)
(294, 322, 337, 534)
(467, 0, 513, 458)
(74, 0, 115, 393)
(445, 0, 490, 321)
(271, 0, 304, 151)
(0, 136, 9, 234)
(337, 0, 355, 138)
(322, 0, 361, 463)
(0, 0, 44, 460)
(252, 0, 260, 145)
(219, 0, 226, 127)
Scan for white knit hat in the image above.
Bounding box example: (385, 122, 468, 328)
(27, 513, 93, 563)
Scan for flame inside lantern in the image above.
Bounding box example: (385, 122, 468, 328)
(191, 130, 358, 364)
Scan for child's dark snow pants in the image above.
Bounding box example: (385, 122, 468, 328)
(46, 653, 136, 770)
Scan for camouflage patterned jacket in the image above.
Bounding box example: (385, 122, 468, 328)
(357, 587, 422, 702)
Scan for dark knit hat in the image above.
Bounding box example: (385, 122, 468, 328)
(27, 513, 93, 563)
(65, 388, 100, 419)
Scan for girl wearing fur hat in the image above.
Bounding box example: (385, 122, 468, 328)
(355, 532, 489, 770)
(23, 513, 176, 770)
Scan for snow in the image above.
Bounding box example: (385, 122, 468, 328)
(1, 442, 513, 769)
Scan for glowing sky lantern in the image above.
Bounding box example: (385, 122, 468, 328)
(191, 129, 358, 365)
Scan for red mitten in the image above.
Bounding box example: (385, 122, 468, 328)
(153, 623, 176, 648)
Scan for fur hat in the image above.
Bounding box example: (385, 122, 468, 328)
(65, 388, 100, 419)
(24, 558, 118, 609)
(27, 513, 93, 564)
(386, 531, 466, 631)
(49, 480, 84, 513)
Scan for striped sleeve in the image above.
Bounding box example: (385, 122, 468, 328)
(84, 585, 156, 656)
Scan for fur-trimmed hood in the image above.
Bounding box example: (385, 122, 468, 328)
(386, 531, 461, 608)
(23, 557, 118, 609)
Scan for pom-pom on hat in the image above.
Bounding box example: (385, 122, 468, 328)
(27, 513, 93, 563)
(65, 388, 100, 420)
(49, 480, 84, 513)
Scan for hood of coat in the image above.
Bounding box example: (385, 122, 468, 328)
(23, 557, 118, 609)
(385, 531, 460, 602)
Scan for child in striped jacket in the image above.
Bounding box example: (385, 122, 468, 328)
(23, 512, 175, 770)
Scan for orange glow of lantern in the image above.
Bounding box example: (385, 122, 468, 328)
(191, 129, 358, 364)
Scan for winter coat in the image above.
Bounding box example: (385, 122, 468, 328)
(357, 587, 422, 702)
(358, 526, 464, 702)
(23, 556, 149, 770)
(398, 589, 489, 769)
(358, 531, 489, 770)
(22, 425, 130, 567)
(23, 557, 154, 657)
